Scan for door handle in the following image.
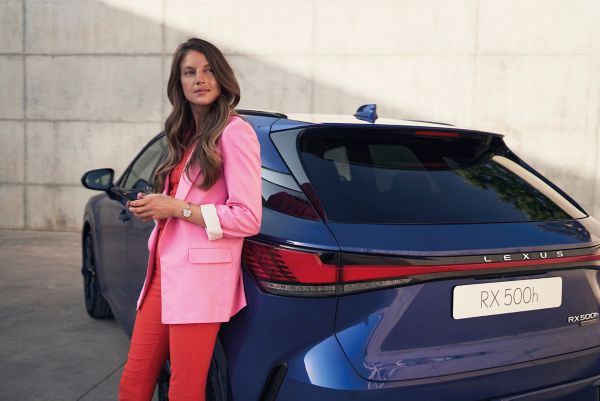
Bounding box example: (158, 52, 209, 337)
(119, 209, 131, 222)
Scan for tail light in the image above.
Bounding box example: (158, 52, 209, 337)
(243, 240, 600, 297)
(242, 240, 338, 297)
(242, 241, 411, 297)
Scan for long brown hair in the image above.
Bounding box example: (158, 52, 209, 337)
(153, 38, 241, 193)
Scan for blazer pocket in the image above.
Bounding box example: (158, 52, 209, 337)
(188, 248, 232, 264)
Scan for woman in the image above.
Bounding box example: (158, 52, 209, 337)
(118, 38, 262, 401)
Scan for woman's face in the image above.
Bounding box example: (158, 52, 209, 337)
(180, 50, 221, 111)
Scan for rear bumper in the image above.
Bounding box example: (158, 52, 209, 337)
(224, 272, 600, 401)
(492, 373, 600, 401)
(274, 344, 600, 401)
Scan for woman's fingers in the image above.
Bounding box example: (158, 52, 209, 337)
(130, 206, 150, 216)
(130, 208, 154, 220)
(130, 193, 163, 207)
(130, 203, 161, 218)
(129, 196, 156, 213)
(129, 197, 148, 207)
(128, 194, 171, 221)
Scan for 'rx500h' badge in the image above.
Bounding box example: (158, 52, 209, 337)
(568, 312, 599, 326)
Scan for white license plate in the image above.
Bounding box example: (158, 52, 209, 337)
(453, 277, 562, 319)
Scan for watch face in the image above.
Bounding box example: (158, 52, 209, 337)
(183, 208, 192, 218)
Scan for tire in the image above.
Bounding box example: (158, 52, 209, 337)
(156, 356, 224, 401)
(157, 365, 170, 401)
(82, 232, 113, 319)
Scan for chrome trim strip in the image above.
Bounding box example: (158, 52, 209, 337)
(261, 167, 301, 191)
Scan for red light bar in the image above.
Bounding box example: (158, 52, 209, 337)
(415, 130, 462, 138)
(341, 254, 600, 282)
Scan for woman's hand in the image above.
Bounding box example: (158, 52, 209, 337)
(127, 193, 183, 223)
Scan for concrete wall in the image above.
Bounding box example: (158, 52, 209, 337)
(1, 0, 599, 231)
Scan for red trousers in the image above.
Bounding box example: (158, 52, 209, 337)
(118, 229, 221, 401)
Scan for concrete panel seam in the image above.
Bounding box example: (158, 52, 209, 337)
(475, 52, 590, 57)
(22, 52, 164, 57)
(18, 52, 322, 57)
(74, 361, 126, 401)
(468, 0, 480, 128)
(0, 118, 164, 124)
(22, 0, 27, 229)
(0, 182, 27, 187)
(161, 0, 166, 120)
(474, 0, 480, 54)
(309, 0, 315, 113)
(591, 72, 600, 208)
(0, 118, 26, 122)
(25, 183, 90, 189)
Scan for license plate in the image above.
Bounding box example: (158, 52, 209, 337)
(453, 277, 562, 319)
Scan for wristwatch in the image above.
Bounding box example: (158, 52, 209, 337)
(182, 202, 192, 219)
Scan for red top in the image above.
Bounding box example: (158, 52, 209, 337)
(157, 146, 194, 231)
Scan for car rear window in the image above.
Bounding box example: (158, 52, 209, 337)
(297, 127, 585, 224)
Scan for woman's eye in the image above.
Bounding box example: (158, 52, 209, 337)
(184, 70, 194, 76)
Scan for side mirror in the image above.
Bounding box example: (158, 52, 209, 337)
(81, 168, 114, 191)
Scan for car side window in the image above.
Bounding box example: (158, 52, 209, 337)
(122, 136, 167, 191)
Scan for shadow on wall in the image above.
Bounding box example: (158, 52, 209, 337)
(17, 1, 597, 231)
(26, 2, 443, 232)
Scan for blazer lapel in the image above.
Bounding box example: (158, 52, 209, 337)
(174, 143, 201, 200)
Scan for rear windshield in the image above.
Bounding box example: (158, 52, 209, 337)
(297, 127, 585, 224)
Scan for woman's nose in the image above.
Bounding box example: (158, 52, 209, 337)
(195, 71, 206, 84)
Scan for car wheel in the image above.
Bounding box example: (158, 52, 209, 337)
(82, 232, 113, 319)
(157, 366, 170, 401)
(156, 357, 223, 401)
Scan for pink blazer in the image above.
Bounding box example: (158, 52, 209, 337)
(135, 115, 262, 324)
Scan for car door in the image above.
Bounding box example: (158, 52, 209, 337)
(94, 188, 131, 324)
(120, 135, 167, 331)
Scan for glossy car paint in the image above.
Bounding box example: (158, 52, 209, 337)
(82, 111, 600, 400)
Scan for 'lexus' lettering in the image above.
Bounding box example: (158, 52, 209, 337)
(481, 250, 566, 263)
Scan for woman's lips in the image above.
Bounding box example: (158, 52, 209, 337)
(194, 89, 209, 95)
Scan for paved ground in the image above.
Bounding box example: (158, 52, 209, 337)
(0, 229, 158, 401)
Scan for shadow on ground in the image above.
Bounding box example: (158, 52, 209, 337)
(0, 229, 157, 401)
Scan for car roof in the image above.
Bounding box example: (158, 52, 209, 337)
(236, 109, 503, 137)
(285, 113, 453, 127)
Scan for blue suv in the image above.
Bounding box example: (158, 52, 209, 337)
(81, 106, 600, 400)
